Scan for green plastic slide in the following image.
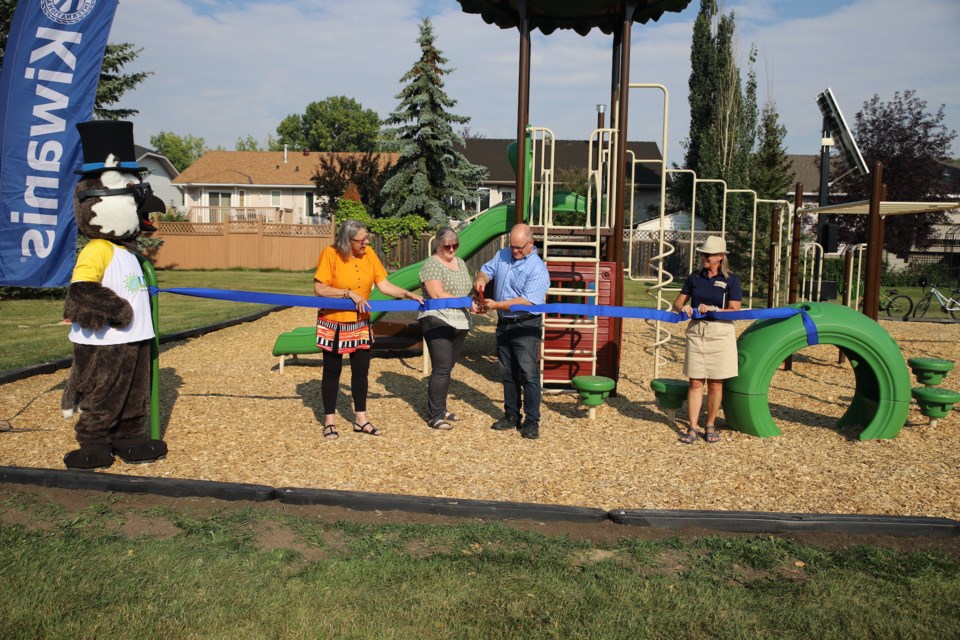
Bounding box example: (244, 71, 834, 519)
(368, 201, 517, 323)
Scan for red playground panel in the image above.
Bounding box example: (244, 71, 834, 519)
(542, 261, 622, 384)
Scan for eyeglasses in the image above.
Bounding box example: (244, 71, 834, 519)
(509, 240, 531, 251)
(441, 243, 460, 251)
(350, 237, 370, 246)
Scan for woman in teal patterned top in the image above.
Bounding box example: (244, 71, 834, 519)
(418, 227, 477, 430)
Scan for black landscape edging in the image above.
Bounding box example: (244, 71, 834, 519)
(275, 487, 610, 522)
(0, 466, 275, 502)
(609, 508, 960, 537)
(0, 306, 285, 386)
(2, 466, 958, 535)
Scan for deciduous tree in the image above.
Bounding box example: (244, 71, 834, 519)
(673, 0, 758, 257)
(312, 152, 394, 216)
(831, 90, 957, 257)
(150, 132, 208, 173)
(274, 96, 381, 152)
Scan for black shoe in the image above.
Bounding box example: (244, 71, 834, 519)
(520, 420, 540, 439)
(491, 414, 521, 431)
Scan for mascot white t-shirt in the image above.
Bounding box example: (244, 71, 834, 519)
(69, 239, 155, 345)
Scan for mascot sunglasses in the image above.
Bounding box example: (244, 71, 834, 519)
(77, 180, 154, 204)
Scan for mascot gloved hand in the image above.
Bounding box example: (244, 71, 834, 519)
(61, 120, 168, 470)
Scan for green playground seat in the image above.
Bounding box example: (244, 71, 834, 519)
(272, 327, 319, 372)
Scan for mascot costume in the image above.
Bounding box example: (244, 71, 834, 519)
(61, 120, 168, 470)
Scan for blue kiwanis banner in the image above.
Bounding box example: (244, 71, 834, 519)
(0, 0, 120, 287)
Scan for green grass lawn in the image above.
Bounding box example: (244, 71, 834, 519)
(1, 489, 958, 640)
(0, 270, 315, 372)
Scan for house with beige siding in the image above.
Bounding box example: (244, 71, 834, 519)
(173, 139, 665, 224)
(135, 145, 180, 212)
(173, 149, 398, 224)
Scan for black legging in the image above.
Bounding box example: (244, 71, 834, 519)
(321, 348, 372, 415)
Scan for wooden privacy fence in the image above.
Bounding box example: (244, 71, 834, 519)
(147, 220, 336, 271)
(147, 222, 506, 272)
(147, 221, 696, 277)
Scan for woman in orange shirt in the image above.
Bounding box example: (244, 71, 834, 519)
(314, 219, 423, 440)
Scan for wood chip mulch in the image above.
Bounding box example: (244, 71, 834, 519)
(1, 308, 959, 520)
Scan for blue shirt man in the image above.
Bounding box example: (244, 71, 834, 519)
(474, 223, 550, 439)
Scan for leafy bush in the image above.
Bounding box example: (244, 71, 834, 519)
(882, 261, 955, 288)
(334, 201, 431, 268)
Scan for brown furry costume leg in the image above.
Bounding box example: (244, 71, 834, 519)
(63, 340, 165, 469)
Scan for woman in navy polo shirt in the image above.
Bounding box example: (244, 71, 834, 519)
(672, 236, 742, 444)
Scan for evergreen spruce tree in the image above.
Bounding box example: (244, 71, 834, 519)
(379, 18, 487, 226)
(750, 100, 795, 288)
(94, 43, 152, 120)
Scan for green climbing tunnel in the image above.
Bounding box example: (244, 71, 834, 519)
(723, 303, 912, 440)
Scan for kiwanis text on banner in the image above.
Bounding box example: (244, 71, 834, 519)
(0, 0, 120, 287)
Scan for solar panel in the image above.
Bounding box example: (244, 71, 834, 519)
(816, 87, 869, 177)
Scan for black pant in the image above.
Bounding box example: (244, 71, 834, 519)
(420, 316, 468, 424)
(321, 348, 371, 415)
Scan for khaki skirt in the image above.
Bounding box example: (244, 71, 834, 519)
(683, 319, 738, 380)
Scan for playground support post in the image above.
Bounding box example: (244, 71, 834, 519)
(784, 183, 804, 371)
(514, 0, 530, 226)
(862, 162, 885, 321)
(767, 206, 780, 309)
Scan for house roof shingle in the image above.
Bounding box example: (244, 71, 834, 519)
(173, 151, 398, 187)
(456, 138, 663, 185)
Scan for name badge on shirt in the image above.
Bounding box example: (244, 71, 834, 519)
(714, 281, 727, 289)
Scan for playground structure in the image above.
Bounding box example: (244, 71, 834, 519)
(262, 0, 960, 440)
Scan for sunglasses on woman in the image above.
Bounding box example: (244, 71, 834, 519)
(441, 243, 460, 251)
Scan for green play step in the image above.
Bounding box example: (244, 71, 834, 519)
(571, 376, 616, 407)
(912, 386, 960, 419)
(650, 378, 689, 410)
(907, 357, 955, 386)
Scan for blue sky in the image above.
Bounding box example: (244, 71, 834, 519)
(110, 0, 960, 167)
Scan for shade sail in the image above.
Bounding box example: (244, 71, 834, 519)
(799, 201, 959, 217)
(455, 0, 694, 36)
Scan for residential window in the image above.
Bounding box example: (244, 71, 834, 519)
(305, 192, 315, 216)
(208, 191, 231, 222)
(271, 190, 281, 207)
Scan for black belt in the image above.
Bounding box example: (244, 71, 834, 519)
(498, 314, 540, 325)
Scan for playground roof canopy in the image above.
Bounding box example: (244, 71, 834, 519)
(455, 0, 694, 36)
(800, 201, 960, 217)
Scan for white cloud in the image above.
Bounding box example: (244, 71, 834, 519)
(111, 0, 960, 167)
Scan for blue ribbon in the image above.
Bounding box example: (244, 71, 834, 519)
(150, 287, 473, 312)
(148, 287, 818, 346)
(516, 303, 819, 346)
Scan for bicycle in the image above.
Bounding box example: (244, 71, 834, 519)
(912, 278, 960, 320)
(857, 285, 913, 319)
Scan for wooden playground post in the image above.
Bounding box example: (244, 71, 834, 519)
(784, 183, 803, 371)
(862, 162, 885, 321)
(514, 0, 530, 225)
(767, 205, 780, 310)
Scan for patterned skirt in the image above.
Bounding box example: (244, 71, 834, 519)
(316, 316, 374, 354)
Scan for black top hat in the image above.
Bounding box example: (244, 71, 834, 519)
(75, 120, 148, 175)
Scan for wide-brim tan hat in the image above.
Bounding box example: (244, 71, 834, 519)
(697, 235, 727, 254)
